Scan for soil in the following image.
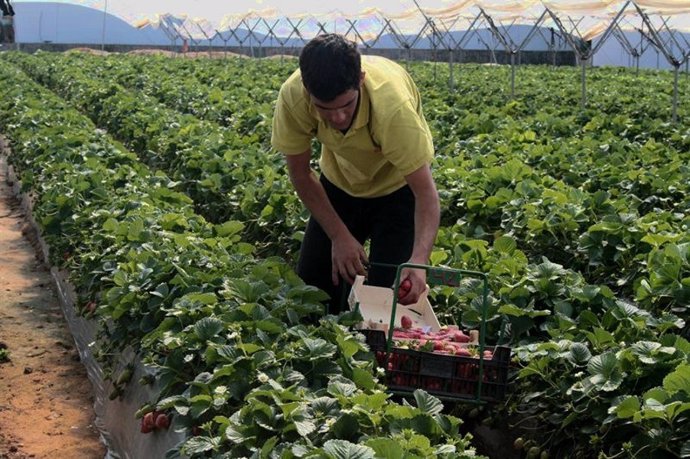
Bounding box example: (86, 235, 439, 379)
(0, 158, 106, 458)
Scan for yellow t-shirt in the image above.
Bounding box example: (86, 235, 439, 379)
(271, 55, 434, 198)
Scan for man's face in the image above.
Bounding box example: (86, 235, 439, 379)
(310, 88, 360, 132)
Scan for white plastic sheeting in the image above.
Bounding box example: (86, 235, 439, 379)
(10, 1, 690, 37)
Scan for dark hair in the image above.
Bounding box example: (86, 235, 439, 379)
(299, 34, 361, 102)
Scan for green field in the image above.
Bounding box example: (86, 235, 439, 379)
(0, 50, 689, 458)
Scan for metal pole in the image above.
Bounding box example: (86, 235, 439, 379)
(581, 57, 587, 110)
(449, 47, 454, 91)
(672, 65, 679, 123)
(551, 28, 556, 67)
(510, 51, 515, 99)
(101, 0, 108, 51)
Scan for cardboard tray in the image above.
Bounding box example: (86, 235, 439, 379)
(348, 275, 441, 331)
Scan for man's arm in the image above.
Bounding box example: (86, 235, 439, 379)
(397, 163, 440, 305)
(285, 150, 368, 286)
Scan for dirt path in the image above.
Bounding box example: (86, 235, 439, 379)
(0, 158, 106, 458)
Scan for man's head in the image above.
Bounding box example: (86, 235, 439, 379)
(300, 33, 361, 101)
(300, 34, 365, 131)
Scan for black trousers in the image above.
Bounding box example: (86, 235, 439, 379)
(297, 175, 415, 314)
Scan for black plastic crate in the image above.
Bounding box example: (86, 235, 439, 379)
(359, 329, 510, 402)
(357, 328, 387, 351)
(352, 263, 509, 403)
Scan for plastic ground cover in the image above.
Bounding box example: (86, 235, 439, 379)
(1, 138, 187, 459)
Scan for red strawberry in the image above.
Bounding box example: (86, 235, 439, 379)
(455, 347, 471, 357)
(141, 412, 155, 434)
(85, 301, 97, 314)
(400, 314, 413, 330)
(155, 413, 170, 430)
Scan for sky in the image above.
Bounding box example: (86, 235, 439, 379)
(10, 0, 690, 32)
(12, 0, 423, 22)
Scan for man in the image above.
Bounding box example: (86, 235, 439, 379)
(271, 33, 440, 313)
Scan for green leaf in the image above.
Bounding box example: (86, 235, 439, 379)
(311, 397, 339, 416)
(352, 367, 376, 391)
(215, 220, 244, 237)
(413, 389, 444, 416)
(185, 292, 218, 305)
(294, 415, 317, 437)
(190, 394, 213, 418)
(351, 392, 389, 412)
(498, 304, 528, 317)
(322, 440, 376, 459)
(331, 413, 360, 440)
(663, 363, 690, 394)
(631, 341, 662, 364)
(194, 317, 224, 341)
(260, 436, 279, 457)
(585, 327, 614, 348)
(665, 401, 690, 422)
(336, 333, 362, 359)
(328, 378, 358, 397)
(297, 338, 337, 361)
(225, 424, 251, 444)
(588, 352, 624, 391)
(643, 387, 669, 404)
(568, 342, 592, 365)
(494, 236, 517, 254)
(181, 436, 218, 455)
(611, 396, 640, 419)
(429, 250, 448, 265)
(364, 438, 405, 459)
(435, 445, 458, 455)
(238, 343, 262, 354)
(102, 217, 119, 232)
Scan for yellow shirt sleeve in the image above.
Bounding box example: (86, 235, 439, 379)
(271, 73, 317, 155)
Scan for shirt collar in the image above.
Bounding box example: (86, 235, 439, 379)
(350, 86, 370, 133)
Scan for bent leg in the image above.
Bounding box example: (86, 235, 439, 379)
(367, 185, 415, 288)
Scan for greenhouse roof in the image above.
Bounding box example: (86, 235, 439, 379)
(10, 0, 690, 47)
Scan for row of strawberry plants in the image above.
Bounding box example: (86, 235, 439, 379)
(3, 51, 305, 261)
(18, 52, 690, 334)
(0, 51, 656, 312)
(94, 53, 690, 314)
(7, 52, 690, 456)
(71, 52, 285, 144)
(53, 53, 690, 219)
(0, 61, 482, 458)
(15, 50, 690, 326)
(418, 64, 690, 457)
(106, 56, 690, 456)
(419, 67, 690, 311)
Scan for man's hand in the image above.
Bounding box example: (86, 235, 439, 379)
(331, 233, 368, 286)
(396, 267, 426, 305)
